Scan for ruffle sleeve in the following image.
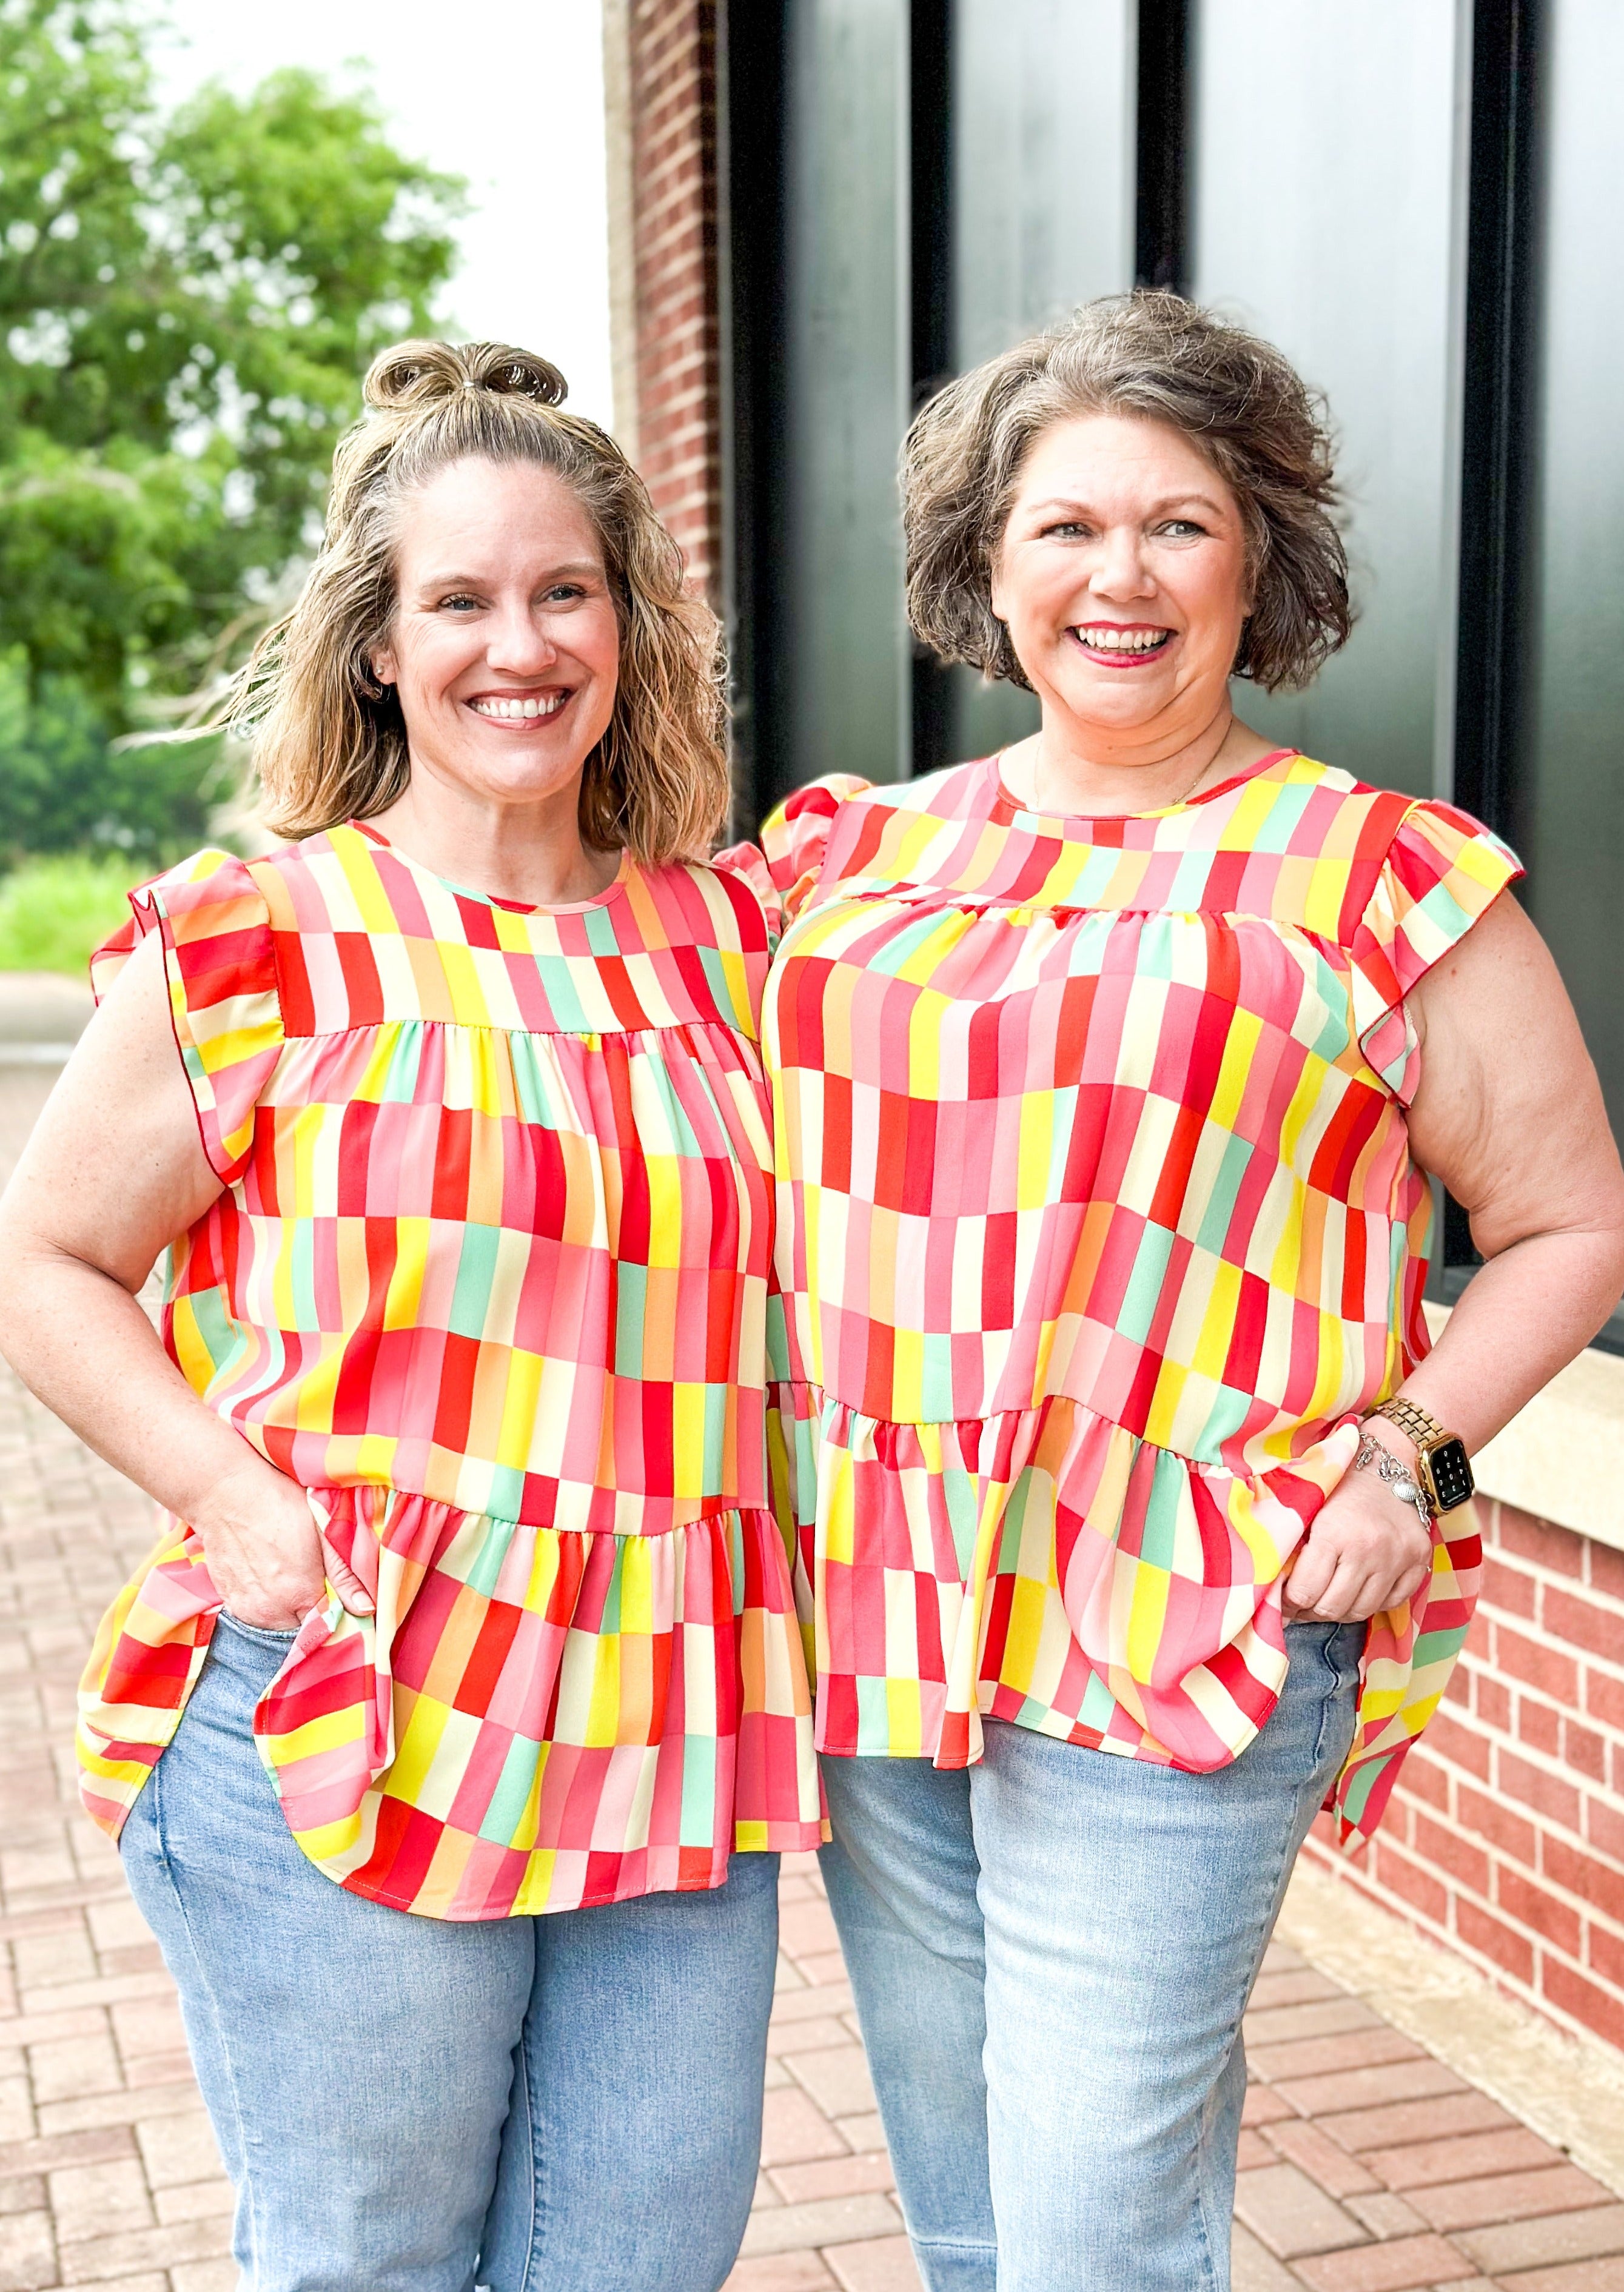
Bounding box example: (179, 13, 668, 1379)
(714, 774, 873, 936)
(1349, 800, 1523, 1102)
(92, 848, 284, 1185)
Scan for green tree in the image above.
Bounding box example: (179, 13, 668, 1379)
(0, 0, 465, 860)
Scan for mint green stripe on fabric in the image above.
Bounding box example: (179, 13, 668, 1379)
(1193, 1133, 1255, 1256)
(1335, 1755, 1385, 1828)
(678, 1732, 717, 1846)
(1133, 914, 1178, 981)
(1078, 1670, 1119, 1735)
(582, 905, 625, 960)
(639, 1057, 703, 1159)
(508, 1040, 568, 1127)
(941, 1462, 981, 1576)
(916, 1334, 956, 1423)
(480, 1733, 546, 1845)
(702, 1381, 729, 1488)
(483, 1463, 527, 1524)
(377, 1020, 425, 1104)
(448, 1223, 500, 1339)
(598, 1544, 624, 1636)
(463, 1516, 518, 1601)
(615, 1264, 648, 1376)
(186, 1284, 250, 1386)
(1239, 779, 1315, 854)
(1119, 1223, 1176, 1345)
(863, 910, 965, 981)
(1137, 1455, 1184, 1571)
(529, 956, 593, 1034)
(695, 942, 751, 1032)
(1193, 1382, 1256, 1463)
(288, 1221, 318, 1330)
(728, 1514, 748, 1618)
(1045, 1088, 1078, 1200)
(854, 1673, 896, 1751)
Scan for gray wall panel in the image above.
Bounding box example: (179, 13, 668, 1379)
(782, 0, 912, 788)
(946, 0, 1136, 763)
(1189, 0, 1466, 797)
(1515, 0, 1624, 1145)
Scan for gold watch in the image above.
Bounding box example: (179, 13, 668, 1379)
(1372, 1398, 1475, 1515)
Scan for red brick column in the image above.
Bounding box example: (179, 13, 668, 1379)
(1306, 1498, 1624, 2052)
(622, 0, 723, 602)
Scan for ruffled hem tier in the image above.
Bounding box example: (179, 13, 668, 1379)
(770, 1381, 1482, 1847)
(78, 1484, 821, 1918)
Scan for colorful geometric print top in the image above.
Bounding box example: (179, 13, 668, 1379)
(737, 750, 1520, 1846)
(76, 823, 820, 1918)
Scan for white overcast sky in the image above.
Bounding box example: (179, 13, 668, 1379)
(151, 0, 615, 428)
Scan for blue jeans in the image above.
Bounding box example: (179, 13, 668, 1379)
(819, 1619, 1364, 2292)
(119, 1612, 779, 2292)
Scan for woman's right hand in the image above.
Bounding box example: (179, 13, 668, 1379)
(189, 1459, 374, 1630)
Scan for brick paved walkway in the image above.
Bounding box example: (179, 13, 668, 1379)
(1, 1056, 1622, 2290)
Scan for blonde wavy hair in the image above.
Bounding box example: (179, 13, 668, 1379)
(240, 340, 730, 865)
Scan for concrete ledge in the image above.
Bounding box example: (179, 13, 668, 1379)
(0, 970, 93, 1065)
(1278, 1855, 1624, 2197)
(1424, 1301, 1624, 1552)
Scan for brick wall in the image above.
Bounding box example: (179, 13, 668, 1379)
(1306, 1498, 1624, 2054)
(616, 0, 723, 600)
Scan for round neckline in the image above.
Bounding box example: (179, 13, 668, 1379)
(987, 746, 1298, 825)
(348, 819, 631, 916)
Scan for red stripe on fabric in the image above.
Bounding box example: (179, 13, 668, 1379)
(334, 933, 385, 1025)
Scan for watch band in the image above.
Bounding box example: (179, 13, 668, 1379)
(1371, 1397, 1477, 1515)
(1372, 1397, 1451, 1452)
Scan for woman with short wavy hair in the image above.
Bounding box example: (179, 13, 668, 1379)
(738, 293, 1624, 2290)
(0, 340, 818, 2291)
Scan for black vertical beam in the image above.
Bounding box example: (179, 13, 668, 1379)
(1452, 0, 1542, 847)
(910, 0, 955, 780)
(717, 0, 791, 826)
(1443, 0, 1542, 1283)
(1135, 0, 1190, 293)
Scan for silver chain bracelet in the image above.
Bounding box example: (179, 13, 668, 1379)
(1354, 1430, 1433, 1528)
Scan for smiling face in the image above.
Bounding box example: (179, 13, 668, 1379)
(990, 412, 1253, 757)
(370, 455, 621, 815)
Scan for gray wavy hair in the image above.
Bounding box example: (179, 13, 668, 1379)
(903, 292, 1352, 695)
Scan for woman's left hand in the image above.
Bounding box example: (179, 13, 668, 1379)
(1283, 1458, 1432, 1622)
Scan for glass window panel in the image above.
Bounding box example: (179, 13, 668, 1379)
(781, 0, 912, 789)
(1189, 0, 1466, 799)
(1515, 0, 1624, 1167)
(946, 0, 1136, 762)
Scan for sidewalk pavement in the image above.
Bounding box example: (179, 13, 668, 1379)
(0, 1054, 1622, 2291)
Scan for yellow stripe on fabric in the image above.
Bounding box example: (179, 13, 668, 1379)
(332, 834, 403, 934)
(260, 1703, 367, 1772)
(435, 940, 494, 1030)
(511, 1848, 561, 1914)
(585, 1630, 623, 1747)
(884, 1675, 923, 1758)
(1208, 1009, 1263, 1132)
(1125, 1562, 1171, 1680)
(383, 1219, 429, 1331)
(1016, 1091, 1055, 1213)
(495, 1350, 544, 1473)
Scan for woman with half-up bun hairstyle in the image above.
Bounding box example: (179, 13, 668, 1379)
(724, 292, 1624, 2290)
(0, 338, 819, 2289)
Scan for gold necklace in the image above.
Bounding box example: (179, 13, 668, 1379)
(1030, 725, 1233, 817)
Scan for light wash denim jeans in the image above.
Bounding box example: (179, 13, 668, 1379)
(819, 1618, 1364, 2292)
(119, 1611, 780, 2292)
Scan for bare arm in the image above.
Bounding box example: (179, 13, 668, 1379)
(0, 931, 370, 1627)
(1288, 891, 1624, 1621)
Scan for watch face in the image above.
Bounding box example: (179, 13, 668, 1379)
(1427, 1437, 1475, 1513)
